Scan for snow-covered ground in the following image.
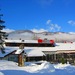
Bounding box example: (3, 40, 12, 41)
(0, 60, 75, 75)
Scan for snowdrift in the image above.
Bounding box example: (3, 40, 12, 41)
(0, 60, 75, 75)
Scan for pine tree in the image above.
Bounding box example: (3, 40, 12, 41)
(0, 10, 7, 54)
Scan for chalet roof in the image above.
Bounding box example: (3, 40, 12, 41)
(24, 42, 75, 56)
(24, 42, 75, 51)
(5, 39, 55, 47)
(25, 48, 45, 57)
(1, 40, 75, 57)
(0, 45, 24, 58)
(0, 47, 18, 57)
(5, 40, 38, 43)
(4, 39, 54, 44)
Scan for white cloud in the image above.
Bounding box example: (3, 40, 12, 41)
(49, 24, 61, 32)
(32, 20, 61, 33)
(31, 29, 48, 33)
(55, 24, 61, 31)
(46, 20, 61, 32)
(49, 24, 55, 31)
(1, 28, 15, 33)
(46, 20, 51, 24)
(68, 20, 75, 26)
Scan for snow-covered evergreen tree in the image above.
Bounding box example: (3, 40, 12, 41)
(0, 10, 7, 53)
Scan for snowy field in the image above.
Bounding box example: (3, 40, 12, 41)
(0, 60, 75, 75)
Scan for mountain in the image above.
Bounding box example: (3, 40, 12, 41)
(7, 30, 34, 40)
(7, 30, 75, 42)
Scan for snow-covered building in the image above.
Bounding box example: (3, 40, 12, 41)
(24, 42, 75, 64)
(0, 39, 75, 65)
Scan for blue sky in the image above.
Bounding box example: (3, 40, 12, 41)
(0, 0, 75, 32)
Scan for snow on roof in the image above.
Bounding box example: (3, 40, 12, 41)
(5, 40, 75, 51)
(25, 47, 56, 57)
(25, 42, 75, 51)
(5, 40, 38, 43)
(0, 46, 25, 57)
(1, 40, 75, 57)
(0, 47, 19, 57)
(15, 49, 24, 54)
(55, 43, 75, 51)
(24, 43, 75, 56)
(25, 40, 38, 43)
(5, 40, 22, 43)
(25, 48, 45, 57)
